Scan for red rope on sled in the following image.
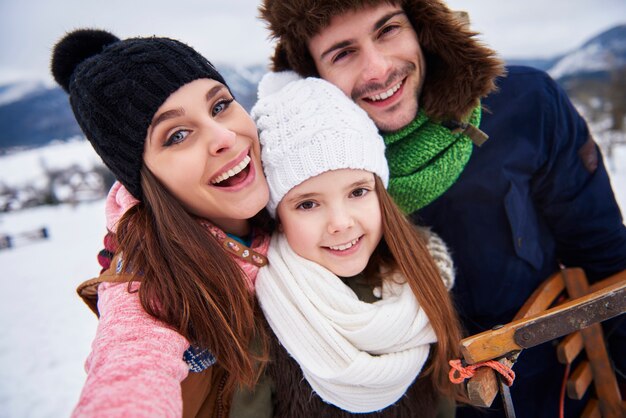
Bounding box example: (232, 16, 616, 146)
(448, 359, 516, 386)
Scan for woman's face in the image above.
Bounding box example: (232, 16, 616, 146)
(143, 78, 269, 236)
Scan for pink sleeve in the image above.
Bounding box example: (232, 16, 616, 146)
(72, 282, 190, 418)
(105, 182, 139, 234)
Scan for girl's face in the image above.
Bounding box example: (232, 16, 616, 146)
(277, 169, 383, 277)
(143, 78, 269, 236)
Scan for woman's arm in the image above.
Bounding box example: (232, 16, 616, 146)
(72, 282, 190, 418)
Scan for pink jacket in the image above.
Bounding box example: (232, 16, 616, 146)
(72, 182, 270, 417)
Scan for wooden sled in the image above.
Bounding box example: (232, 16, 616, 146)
(459, 268, 626, 418)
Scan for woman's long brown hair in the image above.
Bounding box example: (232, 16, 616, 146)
(115, 167, 267, 393)
(367, 175, 465, 401)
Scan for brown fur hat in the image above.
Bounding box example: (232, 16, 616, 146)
(259, 0, 505, 122)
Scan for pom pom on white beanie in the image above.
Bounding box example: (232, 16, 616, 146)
(251, 71, 389, 217)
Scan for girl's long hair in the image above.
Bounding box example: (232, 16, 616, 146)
(115, 167, 268, 394)
(367, 175, 465, 401)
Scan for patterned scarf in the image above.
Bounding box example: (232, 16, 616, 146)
(382, 105, 482, 213)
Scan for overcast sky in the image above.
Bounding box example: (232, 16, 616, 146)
(0, 0, 625, 84)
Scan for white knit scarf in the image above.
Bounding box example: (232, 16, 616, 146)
(255, 233, 438, 413)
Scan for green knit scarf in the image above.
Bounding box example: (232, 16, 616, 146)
(382, 105, 482, 214)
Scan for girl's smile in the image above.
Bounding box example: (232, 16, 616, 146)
(277, 169, 382, 277)
(325, 235, 362, 252)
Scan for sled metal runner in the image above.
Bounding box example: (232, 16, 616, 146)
(460, 268, 626, 418)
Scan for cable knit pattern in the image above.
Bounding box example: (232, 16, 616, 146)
(422, 228, 455, 290)
(251, 71, 389, 217)
(51, 30, 228, 201)
(72, 282, 190, 418)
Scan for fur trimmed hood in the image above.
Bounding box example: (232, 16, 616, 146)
(259, 0, 505, 122)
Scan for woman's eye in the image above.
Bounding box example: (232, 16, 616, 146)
(212, 98, 234, 116)
(296, 200, 317, 210)
(164, 129, 189, 146)
(351, 188, 369, 198)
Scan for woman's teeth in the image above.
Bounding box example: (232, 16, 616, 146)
(329, 237, 359, 251)
(211, 155, 251, 184)
(367, 81, 402, 102)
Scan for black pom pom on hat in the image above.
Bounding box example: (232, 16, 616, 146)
(51, 29, 119, 93)
(50, 28, 228, 200)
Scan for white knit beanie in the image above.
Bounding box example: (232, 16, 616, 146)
(251, 71, 389, 217)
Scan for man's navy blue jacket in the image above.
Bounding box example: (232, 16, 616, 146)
(413, 66, 626, 418)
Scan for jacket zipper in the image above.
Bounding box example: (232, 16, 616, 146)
(216, 373, 227, 418)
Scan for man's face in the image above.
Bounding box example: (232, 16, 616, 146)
(308, 3, 425, 132)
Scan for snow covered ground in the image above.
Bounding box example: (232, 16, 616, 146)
(0, 200, 103, 418)
(0, 141, 625, 418)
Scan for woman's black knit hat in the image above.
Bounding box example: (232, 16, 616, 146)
(51, 29, 228, 200)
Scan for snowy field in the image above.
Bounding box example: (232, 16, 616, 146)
(0, 201, 102, 418)
(0, 141, 625, 418)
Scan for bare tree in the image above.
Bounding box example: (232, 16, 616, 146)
(609, 65, 626, 131)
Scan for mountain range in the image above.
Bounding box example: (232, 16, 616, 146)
(1, 24, 624, 152)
